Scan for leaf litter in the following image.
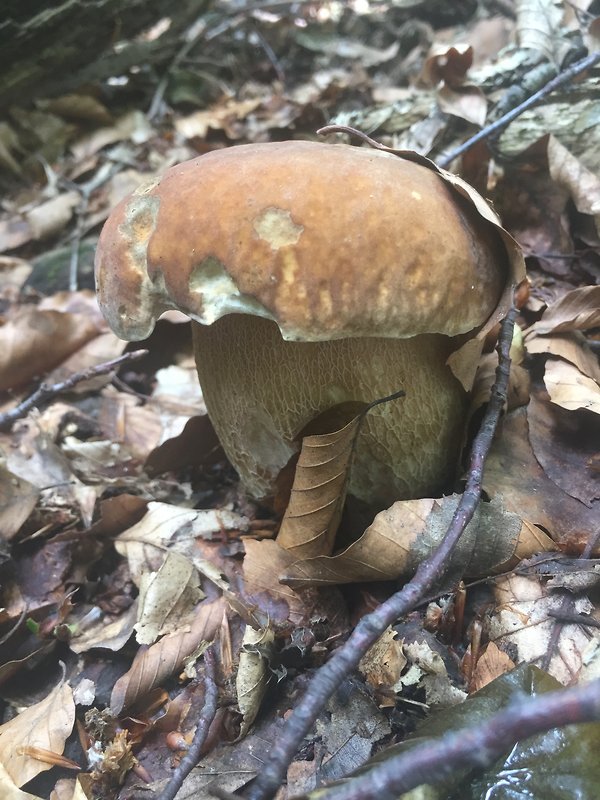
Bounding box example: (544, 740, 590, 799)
(0, 2, 598, 798)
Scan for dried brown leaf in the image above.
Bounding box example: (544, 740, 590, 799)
(544, 358, 600, 414)
(0, 466, 39, 541)
(516, 0, 569, 64)
(110, 597, 226, 714)
(283, 496, 523, 588)
(437, 84, 487, 126)
(469, 642, 515, 693)
(547, 135, 600, 233)
(236, 626, 275, 738)
(484, 407, 598, 544)
(0, 679, 75, 786)
(277, 414, 363, 558)
(529, 286, 600, 335)
(0, 309, 100, 392)
(528, 391, 599, 506)
(526, 331, 600, 383)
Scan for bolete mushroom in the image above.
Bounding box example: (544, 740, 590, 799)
(95, 141, 520, 510)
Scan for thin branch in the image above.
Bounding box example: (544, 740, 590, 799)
(239, 306, 517, 800)
(319, 676, 600, 800)
(0, 350, 148, 432)
(157, 647, 219, 800)
(438, 50, 600, 168)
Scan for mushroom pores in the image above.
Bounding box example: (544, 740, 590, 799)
(95, 141, 516, 508)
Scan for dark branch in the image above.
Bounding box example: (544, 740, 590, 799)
(0, 349, 148, 432)
(319, 676, 600, 800)
(157, 647, 219, 800)
(241, 307, 518, 800)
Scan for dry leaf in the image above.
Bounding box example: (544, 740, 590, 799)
(526, 331, 600, 383)
(544, 358, 600, 414)
(469, 641, 515, 692)
(282, 495, 523, 588)
(135, 550, 203, 646)
(0, 466, 39, 541)
(236, 626, 275, 738)
(527, 391, 599, 506)
(516, 0, 569, 64)
(529, 285, 600, 335)
(487, 573, 595, 684)
(277, 414, 363, 558)
(359, 628, 406, 701)
(0, 679, 75, 786)
(110, 597, 226, 714)
(0, 763, 43, 800)
(547, 135, 600, 233)
(0, 309, 100, 392)
(484, 407, 598, 543)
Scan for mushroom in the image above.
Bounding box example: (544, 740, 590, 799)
(95, 141, 520, 510)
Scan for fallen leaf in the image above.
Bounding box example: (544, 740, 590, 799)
(547, 135, 600, 233)
(528, 285, 600, 335)
(526, 331, 600, 383)
(282, 495, 524, 588)
(469, 641, 516, 692)
(0, 308, 100, 392)
(0, 679, 75, 786)
(484, 407, 598, 544)
(236, 625, 275, 738)
(110, 597, 226, 714)
(277, 412, 364, 558)
(135, 550, 203, 646)
(516, 0, 570, 64)
(0, 466, 39, 541)
(527, 391, 599, 506)
(0, 763, 42, 799)
(487, 573, 595, 684)
(543, 358, 600, 414)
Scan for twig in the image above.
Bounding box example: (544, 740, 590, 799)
(0, 350, 148, 432)
(318, 676, 600, 800)
(240, 306, 517, 800)
(438, 50, 600, 168)
(157, 647, 219, 800)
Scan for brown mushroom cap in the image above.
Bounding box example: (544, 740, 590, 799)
(95, 141, 515, 506)
(95, 141, 506, 343)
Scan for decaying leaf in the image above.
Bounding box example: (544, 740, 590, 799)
(484, 408, 599, 545)
(134, 550, 203, 646)
(516, 0, 569, 64)
(358, 627, 406, 704)
(277, 413, 364, 558)
(0, 679, 75, 787)
(236, 625, 275, 738)
(0, 466, 39, 540)
(487, 573, 597, 684)
(110, 596, 226, 714)
(468, 641, 516, 693)
(401, 639, 467, 707)
(527, 391, 599, 506)
(282, 495, 526, 588)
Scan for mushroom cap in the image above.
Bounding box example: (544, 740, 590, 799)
(95, 141, 507, 343)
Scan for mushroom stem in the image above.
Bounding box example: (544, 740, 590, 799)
(192, 313, 468, 509)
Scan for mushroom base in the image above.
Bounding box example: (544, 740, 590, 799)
(192, 314, 470, 510)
